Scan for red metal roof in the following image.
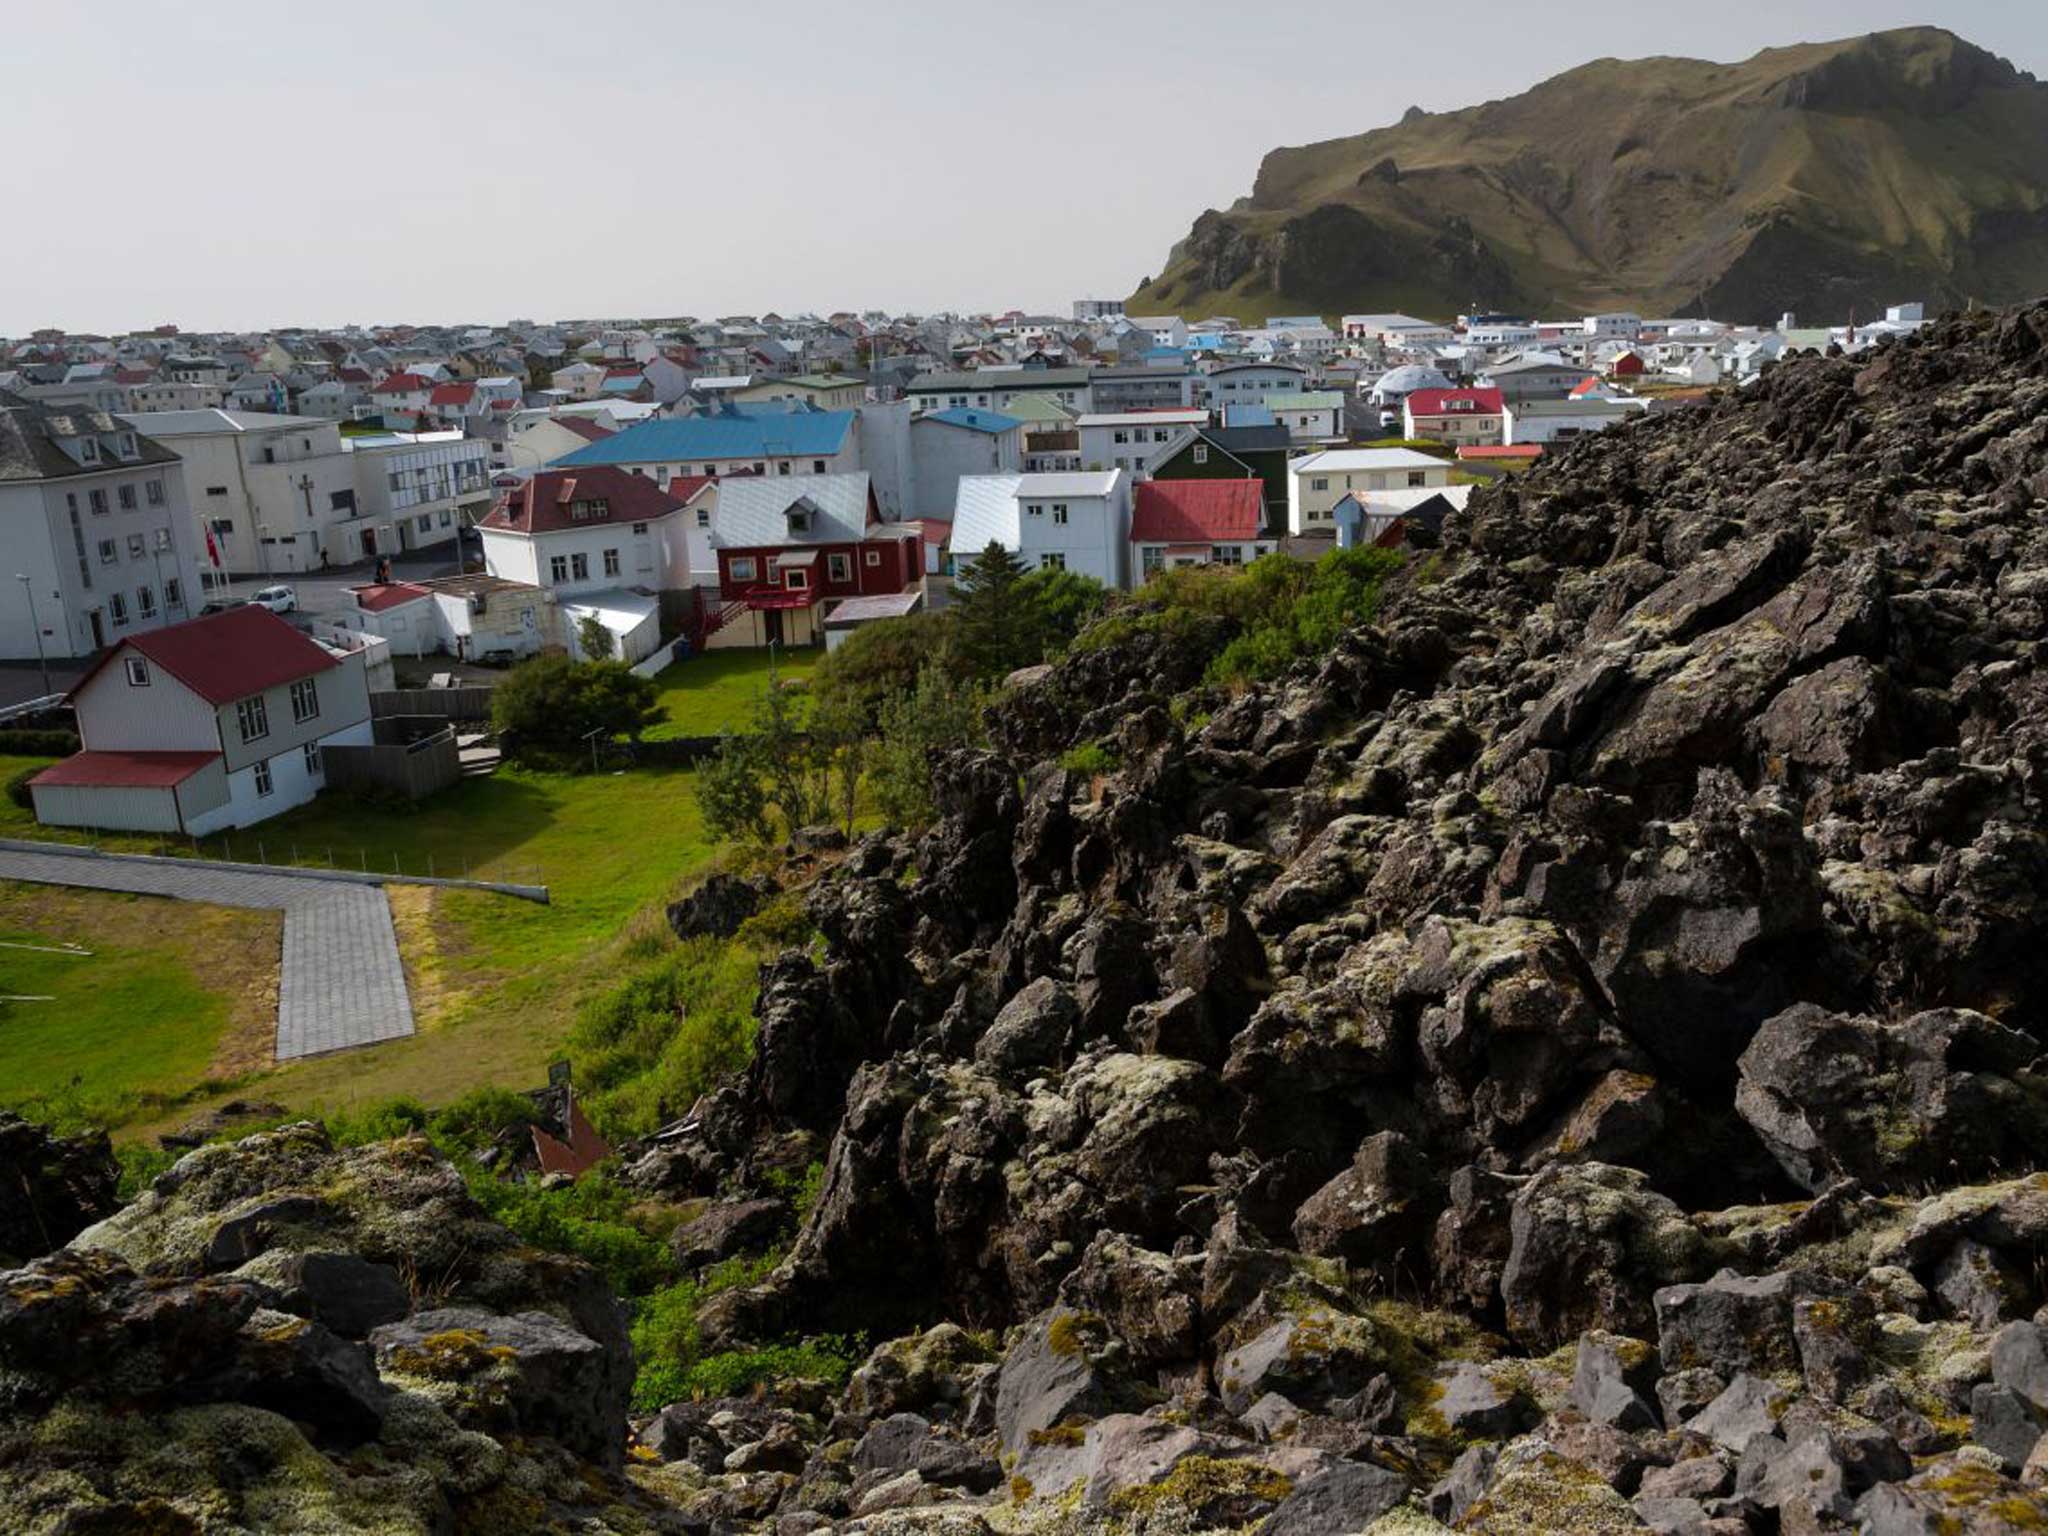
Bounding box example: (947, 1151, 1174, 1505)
(555, 416, 616, 443)
(71, 605, 339, 707)
(374, 371, 431, 394)
(427, 383, 475, 406)
(1457, 444, 1544, 459)
(31, 749, 219, 789)
(1131, 479, 1263, 543)
(352, 582, 432, 612)
(479, 464, 704, 536)
(1404, 387, 1504, 418)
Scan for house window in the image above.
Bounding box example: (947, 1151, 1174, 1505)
(570, 552, 588, 580)
(1142, 546, 1164, 576)
(549, 555, 569, 583)
(136, 585, 156, 617)
(828, 552, 851, 582)
(79, 437, 99, 462)
(98, 539, 117, 565)
(109, 592, 128, 626)
(811, 459, 826, 473)
(118, 483, 137, 510)
(330, 489, 354, 513)
(1212, 545, 1244, 566)
(127, 534, 145, 558)
(1113, 430, 1129, 445)
(1040, 552, 1067, 571)
(165, 578, 182, 608)
(439, 509, 452, 527)
(784, 567, 809, 591)
(253, 757, 274, 797)
(777, 461, 792, 476)
(146, 478, 165, 506)
(1052, 504, 1069, 525)
(125, 656, 150, 686)
(416, 514, 432, 532)
(695, 508, 710, 528)
(290, 677, 320, 723)
(631, 522, 648, 535)
(864, 549, 880, 567)
(302, 742, 322, 777)
(89, 488, 108, 515)
(1311, 477, 1329, 492)
(730, 556, 757, 582)
(1025, 502, 1043, 518)
(237, 695, 270, 742)
(1192, 445, 1209, 465)
(1408, 471, 1427, 487)
(603, 548, 620, 576)
(207, 485, 228, 497)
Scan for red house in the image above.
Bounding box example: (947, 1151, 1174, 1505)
(1607, 349, 1648, 379)
(701, 474, 921, 650)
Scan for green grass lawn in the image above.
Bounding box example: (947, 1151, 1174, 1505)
(0, 885, 282, 1126)
(643, 647, 821, 739)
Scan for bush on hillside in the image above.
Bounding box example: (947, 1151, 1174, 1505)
(490, 655, 665, 756)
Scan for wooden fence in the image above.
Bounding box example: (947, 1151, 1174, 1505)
(370, 687, 494, 722)
(322, 725, 462, 800)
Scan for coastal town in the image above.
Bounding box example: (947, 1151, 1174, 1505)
(3, 297, 1927, 676)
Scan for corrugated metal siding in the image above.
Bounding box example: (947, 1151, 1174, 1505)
(219, 652, 372, 773)
(74, 658, 220, 752)
(30, 781, 182, 833)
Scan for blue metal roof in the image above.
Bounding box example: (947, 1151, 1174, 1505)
(919, 408, 1021, 435)
(553, 410, 856, 465)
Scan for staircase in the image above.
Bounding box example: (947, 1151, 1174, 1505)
(456, 731, 501, 778)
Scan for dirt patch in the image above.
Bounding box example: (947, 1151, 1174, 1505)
(386, 884, 485, 1030)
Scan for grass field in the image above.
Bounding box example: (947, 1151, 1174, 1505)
(0, 649, 820, 1136)
(643, 647, 821, 739)
(0, 884, 281, 1123)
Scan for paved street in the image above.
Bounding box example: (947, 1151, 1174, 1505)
(213, 547, 470, 622)
(0, 845, 415, 1060)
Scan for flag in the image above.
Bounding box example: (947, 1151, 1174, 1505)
(204, 525, 221, 568)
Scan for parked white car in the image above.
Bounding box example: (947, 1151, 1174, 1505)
(249, 585, 297, 614)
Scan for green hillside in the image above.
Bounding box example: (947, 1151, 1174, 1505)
(1131, 28, 2048, 324)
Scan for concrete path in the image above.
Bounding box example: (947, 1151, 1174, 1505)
(0, 847, 414, 1060)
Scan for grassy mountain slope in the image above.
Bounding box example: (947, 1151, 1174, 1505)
(1130, 27, 2048, 323)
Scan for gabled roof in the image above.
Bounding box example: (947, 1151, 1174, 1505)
(352, 582, 432, 612)
(552, 410, 855, 465)
(427, 383, 475, 406)
(72, 605, 338, 706)
(374, 371, 432, 393)
(1131, 480, 1263, 544)
(1405, 387, 1504, 417)
(554, 416, 615, 443)
(480, 465, 707, 537)
(711, 473, 874, 547)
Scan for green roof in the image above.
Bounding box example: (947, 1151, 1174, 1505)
(1265, 391, 1344, 410)
(996, 392, 1076, 424)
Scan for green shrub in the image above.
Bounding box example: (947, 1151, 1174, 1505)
(1060, 741, 1118, 776)
(0, 729, 79, 756)
(683, 1336, 862, 1400)
(459, 1164, 670, 1298)
(5, 764, 40, 811)
(569, 937, 761, 1137)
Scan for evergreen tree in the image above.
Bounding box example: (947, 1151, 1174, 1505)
(952, 541, 1035, 677)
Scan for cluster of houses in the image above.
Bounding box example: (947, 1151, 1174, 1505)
(4, 293, 1936, 841)
(5, 297, 1930, 678)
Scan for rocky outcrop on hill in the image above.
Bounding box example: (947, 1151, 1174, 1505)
(664, 302, 2048, 1529)
(0, 1112, 118, 1266)
(11, 302, 2048, 1532)
(0, 1123, 693, 1534)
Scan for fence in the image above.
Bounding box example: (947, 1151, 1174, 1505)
(323, 724, 462, 801)
(371, 687, 494, 722)
(0, 696, 68, 727)
(0, 835, 548, 902)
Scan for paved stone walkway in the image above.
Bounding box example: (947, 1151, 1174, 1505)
(0, 848, 415, 1060)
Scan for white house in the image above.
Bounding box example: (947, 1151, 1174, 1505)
(28, 605, 374, 834)
(343, 574, 555, 663)
(1075, 410, 1208, 476)
(1263, 391, 1345, 444)
(1286, 448, 1451, 533)
(1123, 316, 1190, 351)
(950, 470, 1131, 588)
(1503, 398, 1642, 445)
(478, 464, 713, 662)
(1343, 314, 1456, 347)
(2, 392, 206, 660)
(908, 408, 1023, 523)
(342, 432, 495, 561)
(906, 368, 1093, 417)
(1199, 362, 1309, 411)
(1129, 479, 1274, 581)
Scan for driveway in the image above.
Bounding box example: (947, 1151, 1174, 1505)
(0, 845, 414, 1060)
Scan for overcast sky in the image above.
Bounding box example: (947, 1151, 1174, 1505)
(3, 1, 2042, 335)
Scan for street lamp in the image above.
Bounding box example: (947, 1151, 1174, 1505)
(15, 575, 52, 695)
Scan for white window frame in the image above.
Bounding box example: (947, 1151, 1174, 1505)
(253, 757, 274, 797)
(125, 656, 150, 686)
(237, 694, 269, 743)
(302, 741, 322, 777)
(729, 556, 757, 582)
(864, 549, 881, 567)
(290, 677, 320, 724)
(827, 552, 851, 582)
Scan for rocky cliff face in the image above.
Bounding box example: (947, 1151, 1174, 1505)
(10, 302, 2048, 1532)
(1129, 28, 2048, 323)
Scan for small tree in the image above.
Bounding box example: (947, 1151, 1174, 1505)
(869, 662, 987, 829)
(491, 655, 666, 757)
(952, 541, 1036, 678)
(577, 615, 616, 661)
(695, 731, 771, 843)
(1017, 566, 1107, 653)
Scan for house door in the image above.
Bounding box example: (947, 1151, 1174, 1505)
(88, 610, 106, 649)
(360, 526, 377, 558)
(765, 609, 784, 646)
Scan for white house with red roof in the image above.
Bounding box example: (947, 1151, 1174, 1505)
(342, 574, 554, 663)
(478, 466, 716, 662)
(1402, 386, 1506, 447)
(1129, 480, 1273, 581)
(28, 605, 374, 835)
(372, 372, 434, 424)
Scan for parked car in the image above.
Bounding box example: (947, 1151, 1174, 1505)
(249, 585, 297, 614)
(198, 598, 244, 616)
